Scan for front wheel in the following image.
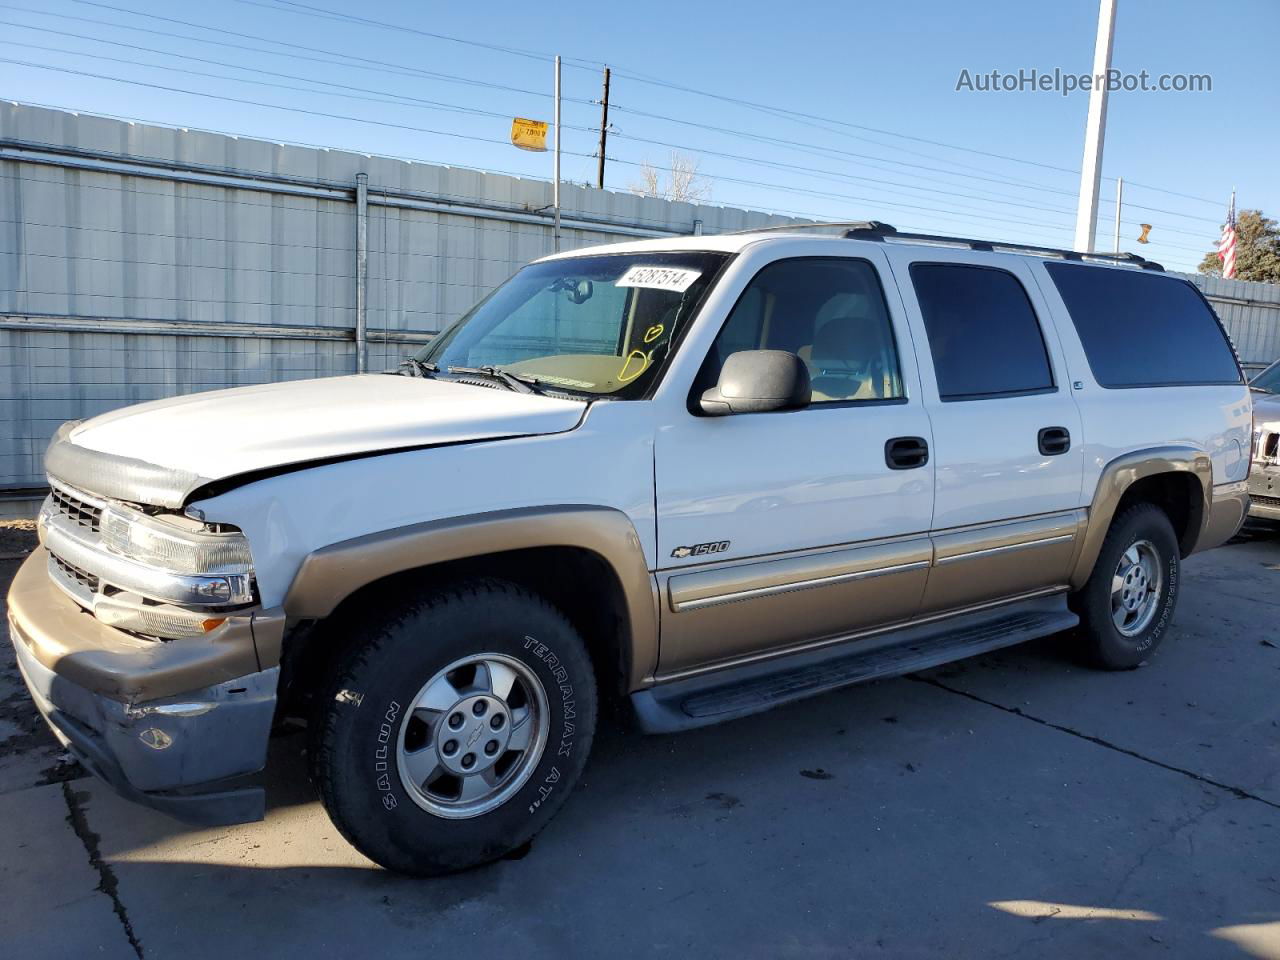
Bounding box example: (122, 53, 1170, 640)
(310, 579, 597, 875)
(1071, 503, 1181, 670)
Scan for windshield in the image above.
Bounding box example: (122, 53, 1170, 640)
(1251, 360, 1280, 394)
(418, 251, 729, 398)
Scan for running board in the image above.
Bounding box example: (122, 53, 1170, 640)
(631, 596, 1078, 733)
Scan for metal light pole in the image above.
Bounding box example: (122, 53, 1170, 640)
(1073, 0, 1117, 252)
(552, 54, 562, 252)
(1112, 176, 1124, 253)
(355, 171, 368, 373)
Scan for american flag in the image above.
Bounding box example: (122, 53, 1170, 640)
(1218, 191, 1237, 279)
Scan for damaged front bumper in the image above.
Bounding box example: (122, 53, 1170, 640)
(7, 548, 283, 826)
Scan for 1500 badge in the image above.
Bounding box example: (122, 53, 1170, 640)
(671, 540, 730, 559)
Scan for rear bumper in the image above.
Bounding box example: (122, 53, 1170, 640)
(1248, 463, 1280, 520)
(6, 549, 283, 826)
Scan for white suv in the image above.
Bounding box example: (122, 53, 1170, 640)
(8, 222, 1252, 874)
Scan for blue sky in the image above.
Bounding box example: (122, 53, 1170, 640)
(0, 0, 1275, 273)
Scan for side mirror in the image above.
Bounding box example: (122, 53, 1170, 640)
(700, 350, 812, 416)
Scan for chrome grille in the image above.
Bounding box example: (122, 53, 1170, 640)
(49, 482, 104, 532)
(48, 551, 99, 612)
(1254, 494, 1280, 509)
(50, 552, 100, 593)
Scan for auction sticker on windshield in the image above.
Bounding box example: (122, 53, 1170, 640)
(616, 265, 701, 293)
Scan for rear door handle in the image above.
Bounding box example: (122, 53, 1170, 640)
(885, 436, 929, 470)
(1038, 426, 1071, 456)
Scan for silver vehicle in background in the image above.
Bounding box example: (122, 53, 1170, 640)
(1250, 360, 1280, 521)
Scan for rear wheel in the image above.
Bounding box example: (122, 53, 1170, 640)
(310, 579, 597, 875)
(1071, 503, 1180, 670)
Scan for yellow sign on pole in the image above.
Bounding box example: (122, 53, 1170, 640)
(510, 117, 548, 152)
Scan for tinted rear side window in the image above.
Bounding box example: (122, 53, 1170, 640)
(1044, 263, 1242, 388)
(909, 263, 1055, 400)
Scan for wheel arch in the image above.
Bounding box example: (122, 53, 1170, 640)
(1069, 445, 1212, 590)
(276, 506, 659, 702)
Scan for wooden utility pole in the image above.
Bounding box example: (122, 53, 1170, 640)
(596, 66, 611, 190)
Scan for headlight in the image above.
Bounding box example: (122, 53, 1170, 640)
(99, 507, 254, 578)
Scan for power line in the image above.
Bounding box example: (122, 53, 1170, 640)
(62, 1, 595, 105)
(610, 131, 1085, 218)
(0, 33, 1093, 228)
(232, 0, 563, 64)
(227, 0, 1226, 210)
(606, 68, 1226, 208)
(0, 52, 1096, 236)
(0, 36, 599, 134)
(609, 103, 1221, 226)
(0, 57, 601, 156)
(609, 101, 1078, 199)
(55, 0, 1228, 220)
(4, 25, 1221, 232)
(241, 0, 1088, 198)
(600, 153, 1076, 236)
(0, 6, 585, 105)
(2, 27, 1216, 234)
(3, 47, 1073, 239)
(233, 0, 1085, 179)
(11, 3, 1089, 213)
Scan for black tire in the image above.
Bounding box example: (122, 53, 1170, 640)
(309, 578, 597, 875)
(1071, 503, 1181, 670)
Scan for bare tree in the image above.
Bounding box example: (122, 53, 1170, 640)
(629, 151, 711, 203)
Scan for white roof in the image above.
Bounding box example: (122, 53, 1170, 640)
(536, 230, 880, 261)
(538, 228, 1165, 273)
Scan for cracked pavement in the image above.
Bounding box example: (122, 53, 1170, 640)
(2, 527, 1278, 959)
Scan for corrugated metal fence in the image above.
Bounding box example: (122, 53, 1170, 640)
(0, 104, 801, 490)
(1184, 272, 1280, 374)
(3, 103, 1279, 493)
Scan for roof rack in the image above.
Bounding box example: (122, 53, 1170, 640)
(736, 220, 1165, 271)
(730, 220, 894, 236)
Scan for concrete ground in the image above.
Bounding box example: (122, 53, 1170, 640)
(2, 524, 1278, 959)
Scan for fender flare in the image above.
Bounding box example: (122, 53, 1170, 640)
(1068, 444, 1212, 590)
(280, 505, 660, 690)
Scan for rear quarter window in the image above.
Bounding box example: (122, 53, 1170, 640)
(1044, 263, 1242, 388)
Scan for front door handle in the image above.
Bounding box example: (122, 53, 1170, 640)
(1038, 426, 1071, 456)
(885, 436, 929, 470)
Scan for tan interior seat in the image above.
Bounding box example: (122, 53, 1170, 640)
(806, 316, 881, 401)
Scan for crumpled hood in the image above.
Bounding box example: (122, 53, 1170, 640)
(46, 375, 587, 507)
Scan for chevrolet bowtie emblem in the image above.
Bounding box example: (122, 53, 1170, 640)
(138, 727, 174, 751)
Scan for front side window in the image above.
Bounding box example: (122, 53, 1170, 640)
(910, 263, 1055, 401)
(700, 258, 905, 403)
(419, 251, 728, 397)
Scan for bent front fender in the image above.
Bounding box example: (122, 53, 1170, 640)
(280, 505, 660, 690)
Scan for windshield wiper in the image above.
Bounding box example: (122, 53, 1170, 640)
(398, 357, 438, 378)
(446, 364, 541, 394)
